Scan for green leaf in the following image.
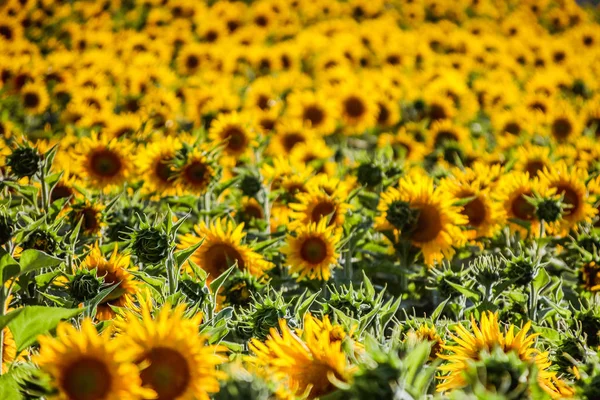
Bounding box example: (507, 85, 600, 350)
(174, 239, 203, 268)
(0, 248, 20, 283)
(9, 306, 85, 352)
(446, 281, 481, 301)
(431, 297, 450, 322)
(0, 309, 24, 332)
(84, 285, 118, 319)
(0, 372, 23, 400)
(533, 267, 551, 292)
(362, 270, 375, 298)
(209, 265, 236, 294)
(19, 249, 63, 275)
(295, 290, 321, 320)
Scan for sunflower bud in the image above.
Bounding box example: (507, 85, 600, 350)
(215, 366, 272, 400)
(0, 212, 14, 246)
(357, 163, 383, 187)
(573, 310, 600, 348)
(505, 258, 535, 286)
(220, 271, 264, 308)
(345, 360, 401, 400)
(386, 200, 420, 231)
(232, 293, 290, 341)
(535, 198, 563, 223)
(132, 227, 169, 264)
(7, 146, 42, 178)
(240, 175, 262, 197)
(180, 277, 209, 305)
(69, 271, 103, 302)
(23, 229, 59, 254)
(463, 350, 530, 398)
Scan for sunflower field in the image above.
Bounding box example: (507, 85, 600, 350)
(3, 0, 600, 399)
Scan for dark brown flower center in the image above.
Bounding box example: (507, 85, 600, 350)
(524, 160, 545, 177)
(205, 243, 245, 278)
(90, 149, 122, 178)
(551, 118, 572, 141)
(311, 200, 337, 225)
(554, 184, 579, 216)
(343, 96, 366, 119)
(224, 127, 247, 152)
(300, 237, 328, 264)
(141, 347, 191, 400)
(511, 193, 535, 221)
(463, 196, 487, 227)
(23, 92, 40, 108)
(61, 357, 112, 400)
(303, 105, 325, 127)
(410, 204, 442, 243)
(282, 133, 305, 152)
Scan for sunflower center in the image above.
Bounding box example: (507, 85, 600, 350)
(243, 203, 264, 219)
(51, 184, 74, 202)
(154, 157, 173, 183)
(224, 127, 247, 152)
(185, 54, 199, 69)
(82, 207, 100, 232)
(410, 204, 443, 243)
(300, 237, 328, 264)
(343, 96, 366, 118)
(257, 94, 270, 110)
(23, 92, 40, 108)
(90, 149, 122, 178)
(504, 122, 521, 135)
(429, 103, 447, 121)
(205, 243, 245, 277)
(553, 184, 579, 215)
(311, 200, 337, 225)
(184, 160, 210, 185)
(511, 193, 535, 221)
(377, 103, 390, 125)
(282, 133, 305, 152)
(552, 118, 572, 141)
(61, 357, 112, 400)
(303, 105, 325, 127)
(524, 160, 545, 176)
(141, 347, 191, 400)
(463, 196, 487, 227)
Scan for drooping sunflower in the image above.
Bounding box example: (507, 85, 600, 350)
(539, 161, 597, 234)
(118, 303, 227, 400)
(282, 218, 341, 281)
(248, 314, 355, 399)
(79, 243, 140, 320)
(35, 319, 153, 400)
(74, 133, 134, 192)
(376, 174, 467, 265)
(135, 136, 182, 197)
(437, 312, 574, 399)
(208, 111, 257, 159)
(178, 218, 273, 282)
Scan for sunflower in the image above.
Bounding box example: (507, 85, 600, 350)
(546, 106, 582, 143)
(377, 128, 427, 163)
(376, 174, 467, 265)
(135, 136, 182, 197)
(513, 144, 551, 177)
(410, 324, 445, 359)
(539, 161, 597, 234)
(79, 244, 140, 320)
(248, 314, 355, 399)
(427, 120, 470, 150)
(495, 171, 542, 236)
(437, 312, 574, 399)
(267, 119, 315, 156)
(173, 148, 216, 196)
(104, 113, 142, 139)
(178, 218, 273, 282)
(282, 218, 341, 281)
(118, 303, 226, 400)
(35, 319, 153, 400)
(289, 189, 351, 229)
(208, 111, 257, 159)
(440, 174, 505, 242)
(286, 90, 339, 136)
(66, 200, 106, 235)
(580, 260, 600, 293)
(337, 88, 377, 135)
(20, 82, 49, 114)
(74, 134, 134, 192)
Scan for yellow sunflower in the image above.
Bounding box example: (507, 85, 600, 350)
(20, 82, 49, 114)
(581, 260, 600, 293)
(74, 133, 134, 192)
(427, 119, 470, 150)
(513, 144, 551, 178)
(79, 243, 140, 320)
(376, 174, 467, 265)
(336, 88, 378, 135)
(208, 111, 257, 159)
(66, 200, 106, 236)
(539, 161, 597, 234)
(282, 218, 341, 281)
(35, 319, 153, 400)
(267, 119, 316, 156)
(437, 312, 574, 399)
(440, 175, 505, 242)
(289, 189, 351, 229)
(377, 128, 427, 163)
(178, 218, 273, 283)
(118, 303, 227, 400)
(248, 314, 355, 399)
(173, 148, 216, 196)
(286, 90, 339, 136)
(135, 136, 182, 197)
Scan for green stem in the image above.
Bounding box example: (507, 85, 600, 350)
(40, 170, 48, 212)
(0, 286, 5, 376)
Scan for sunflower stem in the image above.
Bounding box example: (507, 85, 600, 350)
(0, 285, 5, 376)
(40, 169, 49, 212)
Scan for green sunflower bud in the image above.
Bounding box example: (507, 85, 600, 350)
(357, 163, 383, 187)
(0, 212, 14, 246)
(386, 200, 420, 232)
(240, 175, 262, 197)
(7, 146, 42, 178)
(463, 350, 530, 398)
(69, 271, 103, 302)
(573, 310, 600, 348)
(535, 198, 563, 223)
(180, 277, 209, 305)
(215, 367, 272, 400)
(220, 271, 264, 308)
(132, 227, 169, 264)
(505, 257, 535, 287)
(23, 229, 59, 254)
(346, 360, 401, 400)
